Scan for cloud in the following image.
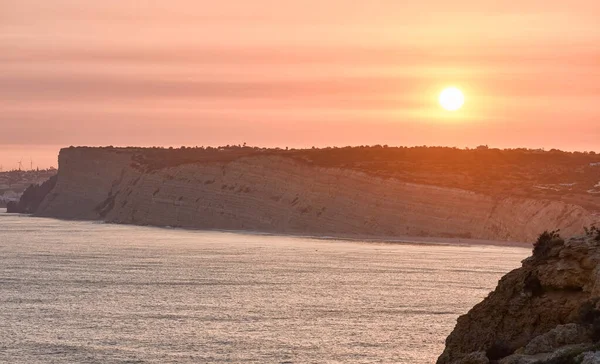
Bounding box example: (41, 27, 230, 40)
(2, 44, 599, 69)
(0, 72, 431, 106)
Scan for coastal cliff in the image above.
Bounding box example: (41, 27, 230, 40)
(437, 231, 600, 364)
(34, 147, 599, 242)
(6, 175, 57, 213)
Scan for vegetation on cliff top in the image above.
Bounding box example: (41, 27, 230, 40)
(532, 229, 564, 259)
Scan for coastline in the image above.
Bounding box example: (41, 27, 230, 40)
(1, 208, 531, 249)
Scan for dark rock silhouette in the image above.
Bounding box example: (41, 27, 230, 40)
(438, 231, 600, 364)
(7, 175, 57, 213)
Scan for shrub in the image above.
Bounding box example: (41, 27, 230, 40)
(533, 230, 563, 258)
(584, 226, 600, 242)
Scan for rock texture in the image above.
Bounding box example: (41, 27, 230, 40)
(35, 147, 599, 242)
(438, 234, 600, 364)
(6, 174, 57, 213)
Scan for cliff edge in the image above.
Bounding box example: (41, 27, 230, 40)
(438, 230, 600, 364)
(33, 147, 599, 242)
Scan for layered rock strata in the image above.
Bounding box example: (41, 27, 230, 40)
(36, 148, 598, 242)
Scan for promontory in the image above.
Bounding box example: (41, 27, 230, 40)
(18, 145, 600, 243)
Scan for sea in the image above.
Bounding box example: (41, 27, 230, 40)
(0, 209, 530, 363)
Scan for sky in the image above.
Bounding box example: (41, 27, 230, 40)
(1, 1, 599, 169)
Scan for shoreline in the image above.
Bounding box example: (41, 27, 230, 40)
(210, 229, 533, 249)
(1, 208, 532, 249)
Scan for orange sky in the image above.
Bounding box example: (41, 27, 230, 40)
(1, 0, 599, 169)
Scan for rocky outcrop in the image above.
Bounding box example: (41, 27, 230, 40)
(35, 148, 599, 242)
(7, 174, 57, 213)
(437, 233, 600, 364)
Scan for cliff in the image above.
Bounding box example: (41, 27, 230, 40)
(0, 169, 57, 208)
(34, 147, 599, 242)
(437, 231, 600, 364)
(6, 175, 57, 213)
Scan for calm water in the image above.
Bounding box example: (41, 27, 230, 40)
(0, 210, 530, 363)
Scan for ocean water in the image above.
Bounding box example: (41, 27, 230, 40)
(0, 211, 530, 363)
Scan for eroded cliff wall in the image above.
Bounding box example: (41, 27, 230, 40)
(36, 148, 136, 219)
(36, 148, 598, 242)
(437, 234, 600, 364)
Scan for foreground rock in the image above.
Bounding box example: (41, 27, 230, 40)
(31, 147, 598, 242)
(438, 232, 600, 364)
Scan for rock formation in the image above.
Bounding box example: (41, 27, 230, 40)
(437, 231, 600, 364)
(32, 147, 598, 242)
(7, 174, 57, 213)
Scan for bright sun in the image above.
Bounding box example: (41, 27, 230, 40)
(439, 87, 465, 111)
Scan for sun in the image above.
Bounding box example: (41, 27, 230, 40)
(439, 87, 465, 111)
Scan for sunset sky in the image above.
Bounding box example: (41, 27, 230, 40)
(1, 1, 599, 169)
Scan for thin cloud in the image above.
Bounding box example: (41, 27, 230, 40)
(1, 44, 599, 69)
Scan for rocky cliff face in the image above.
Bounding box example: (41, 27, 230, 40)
(36, 148, 135, 220)
(437, 232, 600, 364)
(6, 174, 57, 213)
(36, 148, 598, 242)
